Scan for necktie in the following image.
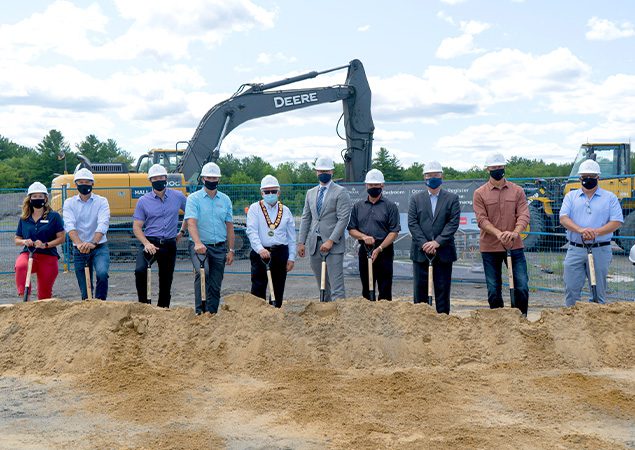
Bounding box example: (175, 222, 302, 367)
(316, 186, 326, 215)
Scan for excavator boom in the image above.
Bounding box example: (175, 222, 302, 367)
(177, 59, 374, 183)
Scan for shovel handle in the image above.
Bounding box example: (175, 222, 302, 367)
(23, 254, 34, 302)
(147, 266, 152, 303)
(84, 265, 92, 301)
(427, 263, 433, 305)
(266, 268, 276, 303)
(506, 254, 515, 289)
(587, 252, 597, 287)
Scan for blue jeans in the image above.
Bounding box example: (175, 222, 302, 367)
(481, 249, 529, 314)
(73, 244, 110, 300)
(189, 241, 227, 314)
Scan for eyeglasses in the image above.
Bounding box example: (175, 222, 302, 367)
(262, 190, 278, 195)
(585, 200, 592, 214)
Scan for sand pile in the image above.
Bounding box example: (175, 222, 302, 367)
(0, 296, 634, 449)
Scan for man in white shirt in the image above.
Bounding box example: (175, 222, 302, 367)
(62, 168, 111, 300)
(246, 175, 297, 307)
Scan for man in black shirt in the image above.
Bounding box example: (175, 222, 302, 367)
(347, 169, 401, 300)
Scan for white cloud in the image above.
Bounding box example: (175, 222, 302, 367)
(256, 52, 298, 64)
(468, 48, 591, 101)
(440, 0, 467, 4)
(436, 122, 584, 168)
(0, 0, 277, 62)
(586, 17, 635, 41)
(436, 20, 490, 59)
(357, 25, 370, 32)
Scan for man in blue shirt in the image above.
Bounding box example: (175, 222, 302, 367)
(133, 164, 187, 307)
(559, 159, 623, 305)
(63, 168, 111, 300)
(184, 162, 235, 314)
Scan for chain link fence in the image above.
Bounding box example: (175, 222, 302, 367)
(1, 179, 634, 301)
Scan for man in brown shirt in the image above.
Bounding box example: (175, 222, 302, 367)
(473, 153, 530, 315)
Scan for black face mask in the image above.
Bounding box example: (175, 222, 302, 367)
(581, 177, 598, 189)
(318, 173, 332, 184)
(152, 180, 167, 191)
(30, 199, 46, 209)
(204, 180, 219, 191)
(77, 185, 93, 195)
(489, 168, 505, 181)
(367, 187, 382, 198)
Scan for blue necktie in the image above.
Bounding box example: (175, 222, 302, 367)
(316, 186, 326, 215)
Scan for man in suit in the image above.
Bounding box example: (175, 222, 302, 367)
(408, 161, 461, 314)
(298, 156, 352, 301)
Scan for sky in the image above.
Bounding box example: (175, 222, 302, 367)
(1, 0, 634, 170)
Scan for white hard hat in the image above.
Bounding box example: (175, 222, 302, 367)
(260, 175, 280, 189)
(485, 153, 507, 167)
(364, 169, 385, 184)
(423, 161, 444, 174)
(27, 182, 48, 196)
(147, 164, 168, 179)
(200, 162, 222, 177)
(629, 244, 635, 264)
(74, 168, 94, 182)
(578, 159, 601, 175)
(315, 156, 334, 171)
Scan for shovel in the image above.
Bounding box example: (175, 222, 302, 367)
(583, 240, 599, 303)
(23, 247, 36, 302)
(365, 244, 376, 301)
(319, 251, 329, 302)
(84, 250, 93, 301)
(195, 252, 208, 313)
(503, 245, 516, 309)
(425, 253, 435, 306)
(144, 252, 157, 304)
(261, 256, 276, 306)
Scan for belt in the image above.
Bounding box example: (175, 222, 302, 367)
(204, 241, 226, 247)
(264, 244, 288, 250)
(147, 236, 176, 245)
(568, 241, 611, 248)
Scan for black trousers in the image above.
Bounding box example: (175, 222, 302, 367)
(358, 243, 394, 300)
(413, 259, 453, 314)
(134, 238, 177, 308)
(250, 246, 289, 308)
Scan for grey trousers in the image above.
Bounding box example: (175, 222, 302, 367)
(309, 251, 345, 301)
(189, 241, 227, 314)
(563, 245, 612, 306)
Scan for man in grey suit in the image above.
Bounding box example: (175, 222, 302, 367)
(408, 161, 461, 314)
(298, 156, 352, 301)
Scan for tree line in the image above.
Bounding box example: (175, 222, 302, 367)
(0, 130, 574, 189)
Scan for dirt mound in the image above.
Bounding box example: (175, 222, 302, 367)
(0, 297, 634, 449)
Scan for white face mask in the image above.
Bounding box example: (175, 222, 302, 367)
(263, 193, 278, 205)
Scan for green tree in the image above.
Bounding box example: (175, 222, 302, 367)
(217, 154, 242, 179)
(372, 147, 403, 181)
(403, 162, 424, 181)
(76, 135, 133, 168)
(33, 130, 77, 185)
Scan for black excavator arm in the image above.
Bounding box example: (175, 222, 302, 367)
(176, 59, 374, 183)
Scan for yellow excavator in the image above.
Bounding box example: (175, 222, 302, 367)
(523, 142, 633, 251)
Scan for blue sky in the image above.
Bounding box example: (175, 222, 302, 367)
(1, 0, 634, 170)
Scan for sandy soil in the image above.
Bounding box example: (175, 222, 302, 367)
(0, 296, 634, 449)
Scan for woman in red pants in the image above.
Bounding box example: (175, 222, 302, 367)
(14, 182, 65, 300)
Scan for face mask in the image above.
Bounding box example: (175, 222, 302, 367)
(263, 193, 278, 205)
(367, 187, 382, 198)
(204, 180, 218, 191)
(581, 177, 598, 189)
(425, 177, 443, 189)
(489, 168, 505, 181)
(77, 185, 92, 195)
(30, 198, 46, 209)
(318, 173, 332, 184)
(152, 180, 167, 191)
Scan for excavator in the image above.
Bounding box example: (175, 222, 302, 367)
(50, 59, 375, 257)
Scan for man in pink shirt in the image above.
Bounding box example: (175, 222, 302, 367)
(472, 153, 530, 315)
